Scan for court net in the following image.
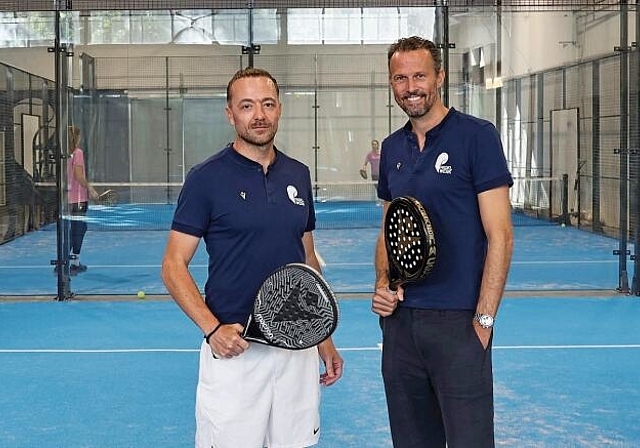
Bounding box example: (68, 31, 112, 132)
(32, 177, 567, 231)
(510, 176, 569, 226)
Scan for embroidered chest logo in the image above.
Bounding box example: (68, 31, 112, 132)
(287, 185, 305, 206)
(239, 191, 246, 200)
(435, 152, 452, 175)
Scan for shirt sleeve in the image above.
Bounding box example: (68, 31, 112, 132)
(471, 123, 513, 193)
(376, 143, 392, 201)
(171, 169, 210, 237)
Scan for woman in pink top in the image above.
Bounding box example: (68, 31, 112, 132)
(361, 139, 381, 181)
(66, 126, 99, 274)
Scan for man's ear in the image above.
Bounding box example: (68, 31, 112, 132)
(224, 105, 234, 126)
(437, 69, 446, 89)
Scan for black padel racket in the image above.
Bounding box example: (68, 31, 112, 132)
(242, 263, 339, 350)
(98, 189, 118, 206)
(384, 196, 437, 290)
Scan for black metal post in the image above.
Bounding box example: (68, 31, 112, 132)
(165, 57, 172, 203)
(313, 54, 319, 194)
(51, 4, 73, 301)
(495, 1, 502, 135)
(592, 61, 601, 233)
(617, 0, 630, 293)
(632, 6, 640, 295)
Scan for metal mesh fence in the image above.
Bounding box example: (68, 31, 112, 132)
(0, 1, 639, 293)
(0, 63, 58, 244)
(0, 1, 633, 12)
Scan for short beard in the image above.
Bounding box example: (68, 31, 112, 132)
(237, 125, 277, 148)
(398, 92, 436, 119)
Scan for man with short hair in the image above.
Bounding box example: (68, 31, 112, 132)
(372, 36, 514, 448)
(162, 67, 343, 448)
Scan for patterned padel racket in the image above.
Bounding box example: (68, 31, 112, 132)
(98, 189, 118, 206)
(384, 196, 437, 290)
(243, 263, 339, 350)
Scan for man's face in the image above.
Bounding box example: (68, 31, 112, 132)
(389, 49, 444, 119)
(225, 76, 281, 148)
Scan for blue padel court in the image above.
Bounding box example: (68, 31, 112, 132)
(1, 297, 639, 447)
(0, 201, 628, 296)
(1, 200, 639, 447)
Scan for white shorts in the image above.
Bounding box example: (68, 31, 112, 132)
(195, 340, 321, 448)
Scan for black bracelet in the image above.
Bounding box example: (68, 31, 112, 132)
(204, 323, 223, 343)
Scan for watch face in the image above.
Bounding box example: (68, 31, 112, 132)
(477, 314, 494, 328)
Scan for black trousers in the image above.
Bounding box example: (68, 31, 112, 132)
(67, 202, 88, 256)
(381, 307, 495, 448)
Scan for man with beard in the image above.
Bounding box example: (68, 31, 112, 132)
(162, 67, 343, 448)
(371, 37, 514, 448)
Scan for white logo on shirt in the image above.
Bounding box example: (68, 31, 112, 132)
(239, 191, 246, 200)
(287, 185, 305, 206)
(435, 152, 452, 174)
(396, 162, 402, 171)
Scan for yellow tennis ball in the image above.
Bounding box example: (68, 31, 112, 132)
(137, 290, 146, 299)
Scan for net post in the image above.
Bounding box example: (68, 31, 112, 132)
(618, 269, 630, 294)
(560, 173, 570, 226)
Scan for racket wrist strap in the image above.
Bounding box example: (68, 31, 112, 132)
(204, 323, 223, 343)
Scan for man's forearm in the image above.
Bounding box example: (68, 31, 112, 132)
(374, 233, 390, 289)
(162, 262, 218, 334)
(476, 237, 513, 317)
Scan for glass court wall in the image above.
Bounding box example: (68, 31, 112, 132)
(0, 1, 638, 297)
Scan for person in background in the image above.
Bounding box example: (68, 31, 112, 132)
(161, 67, 344, 448)
(371, 36, 514, 448)
(360, 139, 381, 181)
(64, 125, 99, 274)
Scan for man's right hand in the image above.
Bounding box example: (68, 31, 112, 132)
(371, 286, 403, 317)
(209, 323, 250, 358)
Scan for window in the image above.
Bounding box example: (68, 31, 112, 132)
(288, 7, 435, 45)
(213, 9, 279, 45)
(0, 11, 75, 47)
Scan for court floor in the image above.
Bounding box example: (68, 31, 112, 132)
(1, 296, 639, 447)
(1, 217, 638, 446)
(0, 223, 628, 297)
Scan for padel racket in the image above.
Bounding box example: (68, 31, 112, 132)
(242, 263, 339, 350)
(384, 196, 437, 290)
(359, 169, 368, 180)
(98, 189, 118, 206)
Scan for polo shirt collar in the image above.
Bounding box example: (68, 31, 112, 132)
(227, 144, 281, 171)
(402, 107, 456, 140)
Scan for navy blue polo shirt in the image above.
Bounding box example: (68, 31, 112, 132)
(377, 108, 513, 310)
(171, 145, 315, 324)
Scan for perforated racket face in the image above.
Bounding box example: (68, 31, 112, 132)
(384, 196, 437, 284)
(98, 190, 118, 206)
(245, 263, 339, 350)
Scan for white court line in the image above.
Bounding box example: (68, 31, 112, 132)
(329, 260, 616, 267)
(375, 343, 640, 351)
(510, 260, 617, 265)
(0, 264, 210, 269)
(0, 349, 197, 353)
(494, 344, 640, 350)
(0, 260, 616, 269)
(2, 344, 640, 354)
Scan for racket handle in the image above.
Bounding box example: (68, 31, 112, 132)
(388, 264, 401, 292)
